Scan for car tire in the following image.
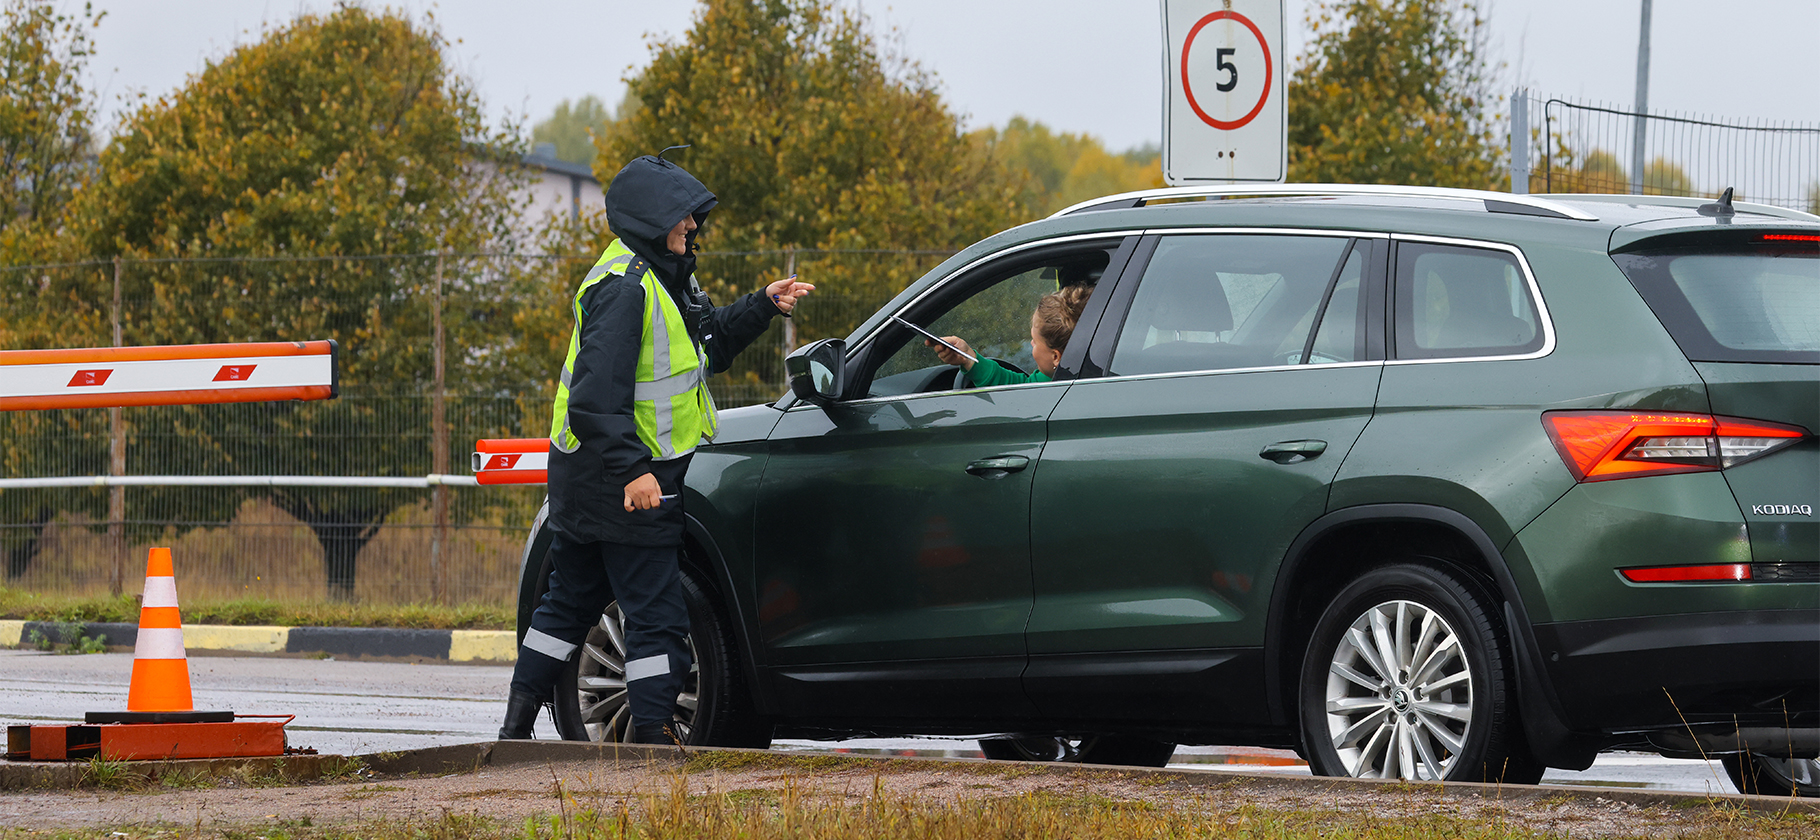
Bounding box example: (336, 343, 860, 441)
(1297, 561, 1543, 784)
(1725, 753, 1820, 798)
(517, 512, 771, 748)
(977, 735, 1176, 767)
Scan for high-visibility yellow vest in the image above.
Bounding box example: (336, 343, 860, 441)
(550, 240, 717, 461)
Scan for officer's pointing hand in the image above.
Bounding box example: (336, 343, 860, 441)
(766, 275, 815, 315)
(624, 472, 664, 512)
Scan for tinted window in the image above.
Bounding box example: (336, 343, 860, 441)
(1393, 243, 1542, 360)
(1613, 237, 1820, 364)
(1108, 235, 1353, 376)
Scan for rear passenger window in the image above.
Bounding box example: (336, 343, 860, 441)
(1109, 235, 1354, 376)
(1393, 242, 1543, 360)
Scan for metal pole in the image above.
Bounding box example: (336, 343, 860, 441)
(781, 247, 797, 390)
(108, 256, 125, 597)
(1630, 0, 1653, 195)
(430, 255, 449, 604)
(1510, 87, 1530, 195)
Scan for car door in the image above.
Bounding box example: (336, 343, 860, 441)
(1025, 230, 1386, 727)
(751, 236, 1138, 723)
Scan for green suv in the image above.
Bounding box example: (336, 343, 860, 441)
(515, 185, 1819, 793)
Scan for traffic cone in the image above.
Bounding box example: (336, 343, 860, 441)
(126, 547, 194, 712)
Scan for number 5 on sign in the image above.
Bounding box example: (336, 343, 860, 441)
(1162, 0, 1287, 185)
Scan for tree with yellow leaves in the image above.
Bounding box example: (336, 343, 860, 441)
(1288, 0, 1503, 189)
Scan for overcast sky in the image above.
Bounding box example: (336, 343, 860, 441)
(78, 0, 1819, 154)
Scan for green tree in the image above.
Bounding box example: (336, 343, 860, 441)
(1536, 147, 1627, 194)
(1287, 0, 1503, 189)
(15, 6, 528, 600)
(0, 0, 100, 257)
(974, 117, 1163, 216)
(588, 0, 1026, 342)
(1642, 157, 1693, 197)
(531, 94, 616, 166)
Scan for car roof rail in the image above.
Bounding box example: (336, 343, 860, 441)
(1049, 184, 1602, 222)
(1545, 193, 1820, 223)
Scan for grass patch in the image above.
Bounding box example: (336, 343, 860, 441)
(0, 588, 511, 630)
(682, 750, 881, 775)
(78, 755, 147, 791)
(23, 621, 108, 653)
(341, 784, 407, 800)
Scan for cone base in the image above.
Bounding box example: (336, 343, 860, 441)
(85, 710, 233, 724)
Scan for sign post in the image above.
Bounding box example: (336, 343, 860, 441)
(1162, 0, 1287, 186)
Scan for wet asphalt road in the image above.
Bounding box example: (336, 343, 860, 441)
(0, 650, 1741, 795)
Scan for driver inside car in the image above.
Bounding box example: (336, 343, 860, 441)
(926, 284, 1092, 386)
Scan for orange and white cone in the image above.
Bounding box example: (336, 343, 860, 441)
(126, 547, 194, 712)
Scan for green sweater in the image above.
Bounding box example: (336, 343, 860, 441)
(967, 358, 1051, 387)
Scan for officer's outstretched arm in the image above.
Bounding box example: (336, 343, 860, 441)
(701, 280, 809, 373)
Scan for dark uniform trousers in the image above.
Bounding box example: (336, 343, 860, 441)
(511, 533, 693, 728)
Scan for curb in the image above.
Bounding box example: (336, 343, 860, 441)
(0, 620, 515, 664)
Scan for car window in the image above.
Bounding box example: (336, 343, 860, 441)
(863, 248, 1114, 398)
(1108, 235, 1353, 376)
(1307, 246, 1366, 364)
(1612, 237, 1820, 364)
(1393, 242, 1542, 360)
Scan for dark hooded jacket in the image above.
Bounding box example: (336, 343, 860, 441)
(547, 155, 784, 546)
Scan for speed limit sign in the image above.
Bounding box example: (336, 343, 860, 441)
(1162, 0, 1286, 185)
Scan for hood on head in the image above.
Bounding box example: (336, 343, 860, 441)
(604, 155, 718, 275)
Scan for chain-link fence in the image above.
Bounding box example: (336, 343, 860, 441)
(1509, 89, 1820, 211)
(1, 249, 951, 606)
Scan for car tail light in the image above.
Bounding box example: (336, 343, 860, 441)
(1620, 563, 1751, 583)
(1542, 411, 1808, 482)
(1761, 234, 1820, 243)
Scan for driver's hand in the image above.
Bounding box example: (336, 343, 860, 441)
(925, 336, 975, 370)
(623, 472, 664, 511)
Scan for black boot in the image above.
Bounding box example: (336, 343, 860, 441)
(631, 721, 682, 747)
(498, 690, 543, 740)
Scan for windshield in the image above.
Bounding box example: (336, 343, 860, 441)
(1612, 233, 1820, 364)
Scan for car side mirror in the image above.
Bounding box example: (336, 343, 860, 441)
(786, 338, 846, 406)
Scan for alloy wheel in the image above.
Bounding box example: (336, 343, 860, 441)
(571, 601, 700, 743)
(1322, 599, 1476, 780)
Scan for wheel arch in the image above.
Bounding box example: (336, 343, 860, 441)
(681, 512, 773, 715)
(1264, 503, 1598, 769)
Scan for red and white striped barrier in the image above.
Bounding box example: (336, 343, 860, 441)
(472, 438, 549, 485)
(0, 340, 337, 411)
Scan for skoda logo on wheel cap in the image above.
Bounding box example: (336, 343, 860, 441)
(1392, 688, 1412, 713)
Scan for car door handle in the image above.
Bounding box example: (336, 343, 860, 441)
(965, 455, 1030, 478)
(1259, 440, 1327, 465)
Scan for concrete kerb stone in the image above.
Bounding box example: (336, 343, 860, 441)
(1, 621, 516, 664)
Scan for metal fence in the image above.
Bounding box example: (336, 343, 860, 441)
(0, 249, 951, 606)
(1509, 88, 1820, 211)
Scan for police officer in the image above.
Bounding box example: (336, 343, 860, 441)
(499, 152, 812, 744)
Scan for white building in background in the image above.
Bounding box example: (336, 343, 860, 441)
(520, 142, 604, 223)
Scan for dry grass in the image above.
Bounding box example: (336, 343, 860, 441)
(0, 587, 512, 629)
(3, 781, 1815, 840)
(10, 497, 527, 605)
(5, 749, 1818, 840)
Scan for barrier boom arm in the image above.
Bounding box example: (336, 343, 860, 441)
(0, 340, 338, 411)
(472, 438, 548, 485)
